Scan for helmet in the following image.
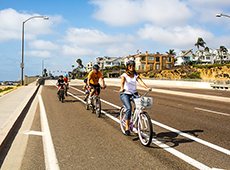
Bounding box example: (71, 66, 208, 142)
(64, 74, 68, 77)
(126, 60, 135, 66)
(84, 78, 88, 83)
(93, 64, 100, 69)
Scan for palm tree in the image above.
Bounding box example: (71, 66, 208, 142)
(166, 49, 176, 56)
(76, 59, 84, 68)
(194, 37, 206, 50)
(204, 47, 209, 52)
(219, 46, 228, 64)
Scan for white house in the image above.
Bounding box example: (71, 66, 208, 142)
(95, 56, 124, 69)
(85, 62, 93, 73)
(174, 49, 196, 66)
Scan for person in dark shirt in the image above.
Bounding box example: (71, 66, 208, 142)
(56, 75, 65, 94)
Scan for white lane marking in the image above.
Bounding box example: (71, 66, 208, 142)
(25, 131, 44, 136)
(195, 107, 230, 116)
(69, 85, 230, 156)
(39, 94, 60, 170)
(150, 120, 230, 156)
(151, 88, 230, 103)
(65, 88, 212, 169)
(65, 85, 214, 169)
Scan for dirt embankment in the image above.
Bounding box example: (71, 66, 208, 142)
(140, 65, 230, 80)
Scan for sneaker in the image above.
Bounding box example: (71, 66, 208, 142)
(88, 98, 92, 104)
(125, 130, 131, 136)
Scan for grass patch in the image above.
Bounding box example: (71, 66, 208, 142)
(0, 87, 14, 93)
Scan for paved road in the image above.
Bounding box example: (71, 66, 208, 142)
(1, 80, 230, 169)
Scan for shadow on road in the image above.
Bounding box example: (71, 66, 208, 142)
(152, 129, 204, 148)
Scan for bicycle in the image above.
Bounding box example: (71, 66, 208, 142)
(58, 84, 65, 103)
(120, 89, 153, 146)
(85, 86, 103, 117)
(64, 84, 68, 96)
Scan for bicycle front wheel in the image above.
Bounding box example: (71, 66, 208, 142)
(137, 112, 153, 146)
(95, 98, 101, 117)
(119, 106, 126, 135)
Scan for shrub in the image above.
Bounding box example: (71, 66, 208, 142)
(182, 71, 201, 79)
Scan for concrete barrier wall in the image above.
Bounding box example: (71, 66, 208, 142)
(24, 76, 39, 85)
(104, 78, 213, 89)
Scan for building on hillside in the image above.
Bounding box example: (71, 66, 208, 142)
(174, 49, 197, 66)
(211, 49, 230, 64)
(85, 62, 93, 73)
(195, 50, 214, 64)
(95, 56, 124, 69)
(123, 51, 174, 71)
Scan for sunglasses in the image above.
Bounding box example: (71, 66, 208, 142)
(129, 65, 134, 68)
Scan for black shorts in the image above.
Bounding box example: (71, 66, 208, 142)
(90, 83, 101, 94)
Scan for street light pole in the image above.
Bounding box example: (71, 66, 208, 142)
(21, 16, 49, 85)
(216, 13, 230, 18)
(42, 58, 50, 77)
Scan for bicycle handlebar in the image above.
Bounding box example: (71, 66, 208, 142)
(122, 89, 151, 98)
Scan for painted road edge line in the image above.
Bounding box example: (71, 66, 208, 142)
(39, 95, 60, 170)
(195, 107, 230, 116)
(70, 84, 230, 156)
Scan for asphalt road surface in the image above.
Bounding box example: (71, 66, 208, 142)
(1, 80, 230, 170)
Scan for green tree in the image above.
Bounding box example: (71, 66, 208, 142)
(195, 37, 206, 50)
(219, 46, 228, 64)
(76, 59, 84, 69)
(166, 49, 176, 56)
(204, 46, 209, 52)
(43, 68, 48, 77)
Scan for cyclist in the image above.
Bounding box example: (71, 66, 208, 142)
(120, 60, 151, 135)
(87, 64, 106, 104)
(64, 74, 69, 93)
(83, 78, 90, 101)
(56, 75, 65, 96)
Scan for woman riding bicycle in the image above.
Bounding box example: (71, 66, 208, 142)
(120, 60, 151, 135)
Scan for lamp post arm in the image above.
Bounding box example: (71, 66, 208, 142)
(221, 14, 230, 18)
(23, 16, 47, 23)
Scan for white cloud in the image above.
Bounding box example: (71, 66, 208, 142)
(25, 50, 55, 58)
(0, 8, 64, 43)
(62, 45, 100, 56)
(137, 24, 214, 48)
(28, 40, 59, 51)
(90, 0, 192, 27)
(63, 27, 135, 45)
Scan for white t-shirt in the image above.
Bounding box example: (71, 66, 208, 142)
(122, 73, 139, 94)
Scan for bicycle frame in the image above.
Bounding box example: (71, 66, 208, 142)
(121, 89, 151, 131)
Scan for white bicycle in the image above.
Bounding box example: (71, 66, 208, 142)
(120, 89, 153, 146)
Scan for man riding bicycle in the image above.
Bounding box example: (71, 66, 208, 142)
(87, 64, 106, 104)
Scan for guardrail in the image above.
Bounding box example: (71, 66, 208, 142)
(211, 84, 230, 90)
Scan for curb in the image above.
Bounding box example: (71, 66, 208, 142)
(0, 80, 43, 155)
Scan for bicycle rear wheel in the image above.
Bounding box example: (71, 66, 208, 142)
(119, 106, 126, 135)
(137, 112, 152, 146)
(95, 98, 101, 117)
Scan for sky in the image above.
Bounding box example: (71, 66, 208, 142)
(0, 0, 230, 81)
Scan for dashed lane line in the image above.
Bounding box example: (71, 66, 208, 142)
(195, 107, 230, 116)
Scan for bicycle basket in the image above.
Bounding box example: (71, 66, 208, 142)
(134, 97, 153, 110)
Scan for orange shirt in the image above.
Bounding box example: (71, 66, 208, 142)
(88, 71, 103, 85)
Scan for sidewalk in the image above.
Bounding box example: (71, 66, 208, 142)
(0, 81, 39, 153)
